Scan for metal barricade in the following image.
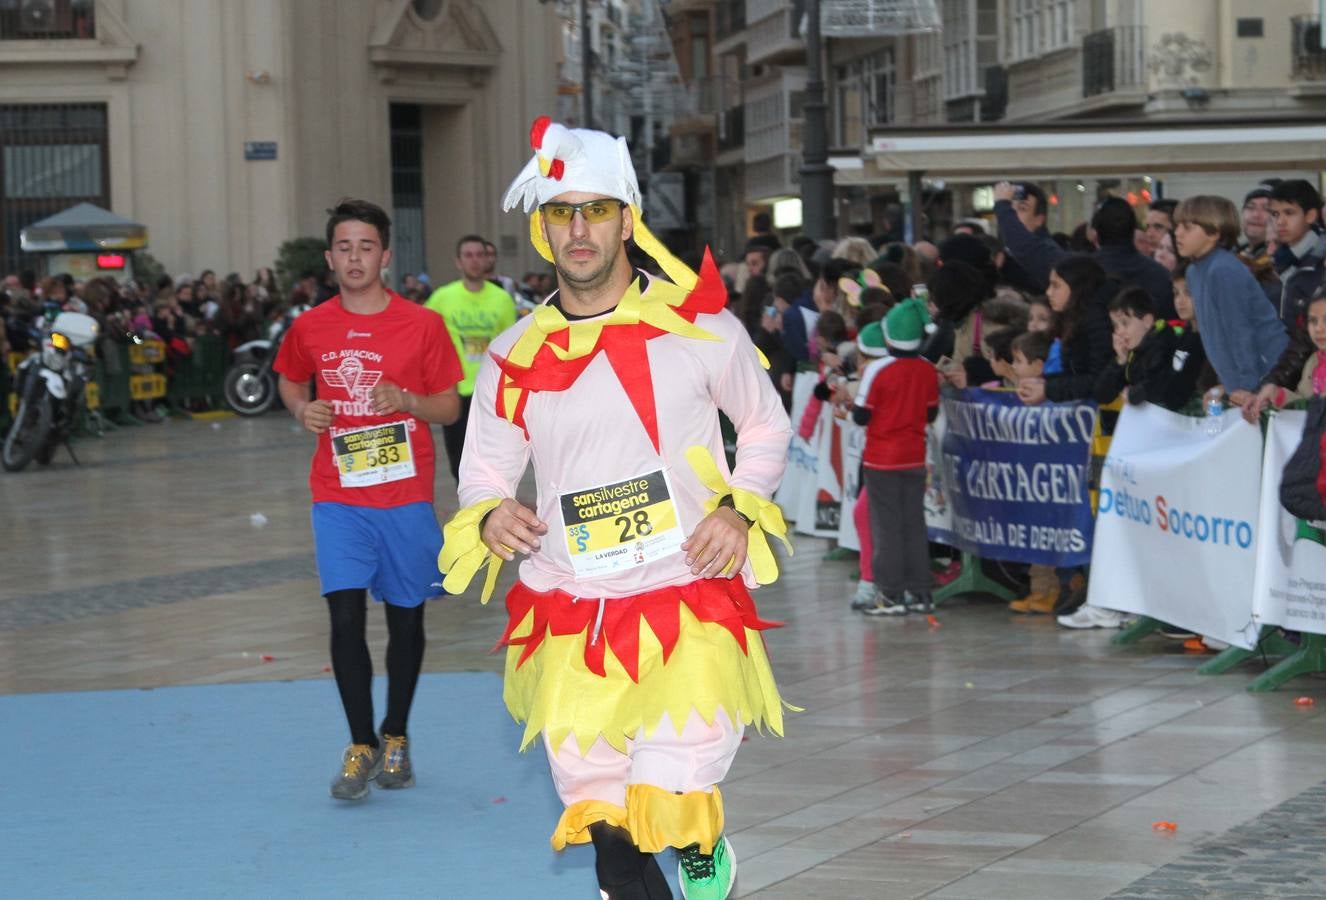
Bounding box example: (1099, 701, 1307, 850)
(168, 334, 227, 408)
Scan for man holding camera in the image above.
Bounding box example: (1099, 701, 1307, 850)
(993, 180, 1060, 292)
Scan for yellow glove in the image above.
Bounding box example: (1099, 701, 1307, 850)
(438, 498, 505, 604)
(685, 445, 792, 585)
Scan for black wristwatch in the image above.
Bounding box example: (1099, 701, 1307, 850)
(718, 494, 755, 528)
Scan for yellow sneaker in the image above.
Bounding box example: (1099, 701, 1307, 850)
(330, 742, 383, 801)
(376, 733, 415, 789)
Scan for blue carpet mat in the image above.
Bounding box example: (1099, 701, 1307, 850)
(2, 673, 682, 898)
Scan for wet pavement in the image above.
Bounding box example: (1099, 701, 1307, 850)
(4, 414, 1326, 898)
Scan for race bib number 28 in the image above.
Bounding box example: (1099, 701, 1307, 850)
(332, 421, 415, 488)
(560, 470, 684, 578)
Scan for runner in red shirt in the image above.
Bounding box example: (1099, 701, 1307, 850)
(275, 199, 462, 800)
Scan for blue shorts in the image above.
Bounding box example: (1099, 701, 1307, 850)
(311, 502, 445, 607)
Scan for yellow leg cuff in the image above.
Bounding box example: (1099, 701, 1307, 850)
(625, 784, 725, 855)
(550, 799, 628, 851)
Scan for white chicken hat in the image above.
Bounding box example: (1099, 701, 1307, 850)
(503, 116, 675, 267)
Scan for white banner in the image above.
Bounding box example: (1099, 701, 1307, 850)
(776, 371, 819, 522)
(796, 399, 844, 538)
(1088, 404, 1262, 649)
(1252, 411, 1326, 635)
(924, 409, 954, 537)
(837, 419, 865, 551)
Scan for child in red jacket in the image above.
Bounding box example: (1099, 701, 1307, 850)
(853, 298, 940, 616)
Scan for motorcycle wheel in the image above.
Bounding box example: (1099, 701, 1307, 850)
(35, 439, 57, 466)
(2, 391, 53, 472)
(224, 363, 276, 416)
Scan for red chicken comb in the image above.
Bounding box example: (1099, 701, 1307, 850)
(530, 115, 552, 151)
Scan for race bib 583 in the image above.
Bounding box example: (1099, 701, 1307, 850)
(331, 421, 416, 488)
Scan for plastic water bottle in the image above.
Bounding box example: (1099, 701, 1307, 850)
(1204, 389, 1223, 436)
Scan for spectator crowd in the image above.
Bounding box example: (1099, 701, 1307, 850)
(719, 178, 1324, 639)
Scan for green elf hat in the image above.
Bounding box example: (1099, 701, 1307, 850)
(883, 297, 935, 352)
(857, 321, 888, 357)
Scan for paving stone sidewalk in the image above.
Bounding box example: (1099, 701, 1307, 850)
(0, 554, 316, 631)
(1110, 780, 1326, 899)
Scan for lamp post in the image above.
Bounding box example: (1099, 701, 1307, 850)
(799, 0, 834, 240)
(581, 0, 594, 128)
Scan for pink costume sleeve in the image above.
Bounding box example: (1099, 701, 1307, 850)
(457, 353, 532, 509)
(713, 322, 793, 499)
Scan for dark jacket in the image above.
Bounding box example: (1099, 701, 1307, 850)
(1264, 327, 1315, 390)
(1046, 298, 1114, 402)
(921, 318, 954, 364)
(1261, 237, 1326, 389)
(1093, 323, 1179, 407)
(752, 325, 795, 409)
(994, 199, 1062, 291)
(1275, 233, 1326, 332)
(778, 303, 812, 364)
(996, 255, 1043, 296)
(1238, 249, 1283, 311)
(1094, 245, 1176, 321)
(1164, 325, 1211, 411)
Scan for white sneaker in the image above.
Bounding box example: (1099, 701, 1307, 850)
(1057, 606, 1126, 629)
(850, 579, 875, 611)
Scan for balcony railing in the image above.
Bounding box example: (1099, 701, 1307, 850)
(745, 153, 801, 203)
(1292, 16, 1326, 80)
(746, 4, 804, 66)
(0, 0, 95, 39)
(1082, 25, 1146, 98)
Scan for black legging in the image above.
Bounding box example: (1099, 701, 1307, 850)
(590, 823, 670, 900)
(441, 393, 473, 482)
(326, 589, 426, 746)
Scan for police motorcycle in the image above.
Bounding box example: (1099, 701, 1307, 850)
(222, 303, 306, 416)
(2, 311, 100, 472)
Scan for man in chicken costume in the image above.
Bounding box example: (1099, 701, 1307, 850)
(438, 117, 793, 899)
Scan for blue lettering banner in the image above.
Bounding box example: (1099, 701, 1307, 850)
(927, 388, 1097, 567)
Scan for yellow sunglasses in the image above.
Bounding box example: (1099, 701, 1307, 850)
(540, 199, 624, 226)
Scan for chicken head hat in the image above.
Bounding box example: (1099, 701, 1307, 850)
(503, 116, 684, 276)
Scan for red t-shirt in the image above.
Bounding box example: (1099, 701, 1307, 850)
(274, 292, 462, 507)
(860, 356, 939, 471)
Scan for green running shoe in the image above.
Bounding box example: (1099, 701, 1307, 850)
(329, 743, 383, 801)
(375, 733, 415, 789)
(678, 835, 736, 900)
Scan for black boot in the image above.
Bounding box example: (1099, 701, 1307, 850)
(589, 822, 672, 900)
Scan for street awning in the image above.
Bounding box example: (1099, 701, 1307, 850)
(848, 122, 1326, 182)
(20, 203, 148, 252)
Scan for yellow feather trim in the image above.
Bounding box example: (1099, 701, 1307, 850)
(437, 498, 505, 604)
(626, 785, 724, 855)
(550, 799, 628, 851)
(631, 212, 698, 291)
(504, 604, 787, 755)
(529, 210, 553, 263)
(503, 220, 725, 427)
(685, 445, 793, 585)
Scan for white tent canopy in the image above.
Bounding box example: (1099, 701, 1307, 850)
(851, 123, 1326, 180)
